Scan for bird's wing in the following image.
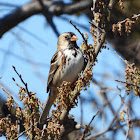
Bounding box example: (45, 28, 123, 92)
(47, 51, 59, 92)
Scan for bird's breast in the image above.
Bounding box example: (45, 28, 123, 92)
(59, 48, 84, 84)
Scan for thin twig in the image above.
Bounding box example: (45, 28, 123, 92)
(111, 118, 139, 131)
(14, 122, 37, 140)
(12, 77, 22, 88)
(119, 13, 140, 24)
(12, 77, 43, 110)
(114, 51, 128, 65)
(12, 66, 35, 140)
(12, 66, 30, 95)
(80, 110, 99, 140)
(88, 110, 99, 126)
(87, 104, 122, 139)
(89, 21, 105, 32)
(80, 96, 83, 126)
(0, 83, 19, 107)
(0, 82, 26, 118)
(118, 92, 131, 140)
(115, 79, 140, 89)
(93, 78, 127, 134)
(69, 20, 88, 48)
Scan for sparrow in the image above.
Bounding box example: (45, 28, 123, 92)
(39, 32, 85, 124)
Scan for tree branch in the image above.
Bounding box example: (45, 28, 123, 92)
(0, 0, 93, 38)
(87, 104, 122, 139)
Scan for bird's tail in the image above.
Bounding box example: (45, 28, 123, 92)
(39, 89, 58, 124)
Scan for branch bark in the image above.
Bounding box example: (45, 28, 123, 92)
(0, 0, 92, 38)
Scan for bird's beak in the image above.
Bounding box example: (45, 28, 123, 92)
(71, 35, 78, 41)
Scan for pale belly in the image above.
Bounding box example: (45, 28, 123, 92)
(59, 49, 84, 84)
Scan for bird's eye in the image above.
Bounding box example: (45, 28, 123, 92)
(65, 35, 69, 39)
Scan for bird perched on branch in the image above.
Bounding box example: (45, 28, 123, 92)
(39, 32, 85, 124)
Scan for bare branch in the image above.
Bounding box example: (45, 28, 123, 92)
(87, 104, 122, 139)
(38, 0, 60, 37)
(12, 66, 30, 95)
(0, 0, 93, 38)
(69, 20, 88, 48)
(14, 122, 37, 140)
(114, 51, 129, 65)
(12, 66, 36, 139)
(0, 82, 26, 119)
(118, 14, 140, 24)
(118, 92, 131, 140)
(0, 83, 19, 107)
(80, 110, 99, 140)
(115, 79, 140, 89)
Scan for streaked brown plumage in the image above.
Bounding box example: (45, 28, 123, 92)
(39, 32, 85, 124)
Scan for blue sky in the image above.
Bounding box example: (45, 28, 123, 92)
(0, 1, 140, 140)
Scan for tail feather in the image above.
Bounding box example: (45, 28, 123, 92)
(39, 89, 57, 124)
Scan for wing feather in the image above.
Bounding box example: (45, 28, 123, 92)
(47, 51, 59, 92)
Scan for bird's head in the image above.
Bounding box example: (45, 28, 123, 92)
(57, 32, 78, 50)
